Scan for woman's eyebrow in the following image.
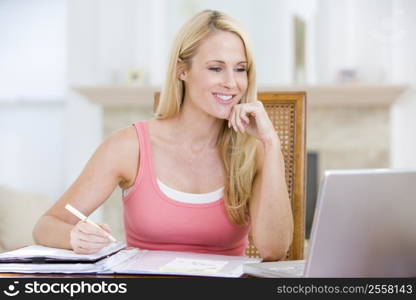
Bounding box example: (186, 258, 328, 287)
(206, 60, 247, 65)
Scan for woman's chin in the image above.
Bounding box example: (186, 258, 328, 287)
(215, 112, 231, 120)
(206, 106, 233, 120)
(217, 107, 234, 120)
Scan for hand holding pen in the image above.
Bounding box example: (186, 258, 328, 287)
(65, 204, 117, 254)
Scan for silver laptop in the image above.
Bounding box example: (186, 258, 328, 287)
(244, 169, 416, 277)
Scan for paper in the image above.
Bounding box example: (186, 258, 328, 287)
(159, 258, 229, 275)
(108, 250, 261, 277)
(0, 248, 141, 274)
(0, 242, 126, 263)
(98, 248, 145, 272)
(0, 262, 102, 274)
(0, 246, 262, 277)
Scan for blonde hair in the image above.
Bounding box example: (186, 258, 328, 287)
(155, 10, 258, 226)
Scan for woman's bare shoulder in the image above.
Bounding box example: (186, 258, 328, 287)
(103, 126, 138, 153)
(110, 125, 138, 144)
(105, 125, 139, 188)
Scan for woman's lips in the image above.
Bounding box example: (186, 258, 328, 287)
(212, 93, 236, 105)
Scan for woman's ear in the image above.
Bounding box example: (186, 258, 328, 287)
(178, 71, 187, 81)
(177, 59, 188, 81)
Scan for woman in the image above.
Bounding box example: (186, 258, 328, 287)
(33, 10, 293, 261)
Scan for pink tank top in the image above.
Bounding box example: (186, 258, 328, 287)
(122, 121, 250, 256)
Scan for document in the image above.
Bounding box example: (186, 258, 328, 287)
(108, 249, 261, 277)
(159, 258, 229, 275)
(0, 245, 261, 277)
(0, 242, 126, 263)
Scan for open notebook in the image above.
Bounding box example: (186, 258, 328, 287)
(0, 243, 261, 277)
(0, 243, 125, 263)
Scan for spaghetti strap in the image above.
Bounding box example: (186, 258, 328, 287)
(123, 121, 152, 199)
(133, 121, 151, 172)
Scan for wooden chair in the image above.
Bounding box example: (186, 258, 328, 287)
(154, 91, 307, 261)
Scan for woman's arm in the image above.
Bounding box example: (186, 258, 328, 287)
(249, 138, 293, 261)
(33, 126, 139, 252)
(228, 100, 293, 261)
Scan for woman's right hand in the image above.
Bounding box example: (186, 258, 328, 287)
(70, 221, 113, 254)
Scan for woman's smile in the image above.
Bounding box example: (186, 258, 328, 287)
(212, 92, 236, 105)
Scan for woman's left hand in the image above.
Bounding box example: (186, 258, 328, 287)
(228, 101, 279, 144)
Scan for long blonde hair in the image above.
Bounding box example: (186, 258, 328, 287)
(155, 10, 258, 226)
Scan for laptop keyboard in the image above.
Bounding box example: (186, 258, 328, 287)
(268, 261, 305, 277)
(244, 260, 306, 277)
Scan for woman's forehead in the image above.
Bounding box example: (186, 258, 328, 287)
(194, 31, 247, 63)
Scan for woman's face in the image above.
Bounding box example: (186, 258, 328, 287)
(179, 30, 248, 120)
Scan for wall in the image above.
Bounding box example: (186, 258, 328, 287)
(308, 106, 390, 178)
(0, 0, 67, 99)
(0, 0, 67, 201)
(0, 102, 65, 200)
(391, 0, 416, 168)
(315, 0, 395, 84)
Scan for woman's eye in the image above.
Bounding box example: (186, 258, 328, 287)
(209, 67, 222, 72)
(209, 67, 246, 72)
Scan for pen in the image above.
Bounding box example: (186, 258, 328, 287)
(64, 204, 117, 242)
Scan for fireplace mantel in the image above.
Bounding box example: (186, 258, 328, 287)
(73, 84, 407, 107)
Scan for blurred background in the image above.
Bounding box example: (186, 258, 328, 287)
(1, 0, 415, 251)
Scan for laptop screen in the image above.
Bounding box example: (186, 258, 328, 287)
(305, 169, 416, 277)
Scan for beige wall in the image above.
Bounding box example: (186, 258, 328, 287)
(308, 106, 390, 180)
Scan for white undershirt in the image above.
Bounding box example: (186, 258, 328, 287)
(123, 179, 224, 204)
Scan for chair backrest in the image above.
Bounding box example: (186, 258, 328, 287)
(153, 91, 307, 261)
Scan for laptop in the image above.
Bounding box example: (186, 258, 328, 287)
(243, 169, 416, 277)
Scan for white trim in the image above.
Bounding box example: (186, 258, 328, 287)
(73, 84, 407, 108)
(123, 179, 224, 204)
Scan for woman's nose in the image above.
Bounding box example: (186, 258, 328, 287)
(222, 70, 237, 89)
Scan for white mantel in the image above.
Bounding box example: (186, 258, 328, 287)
(73, 84, 407, 108)
(260, 85, 407, 107)
(74, 85, 159, 107)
